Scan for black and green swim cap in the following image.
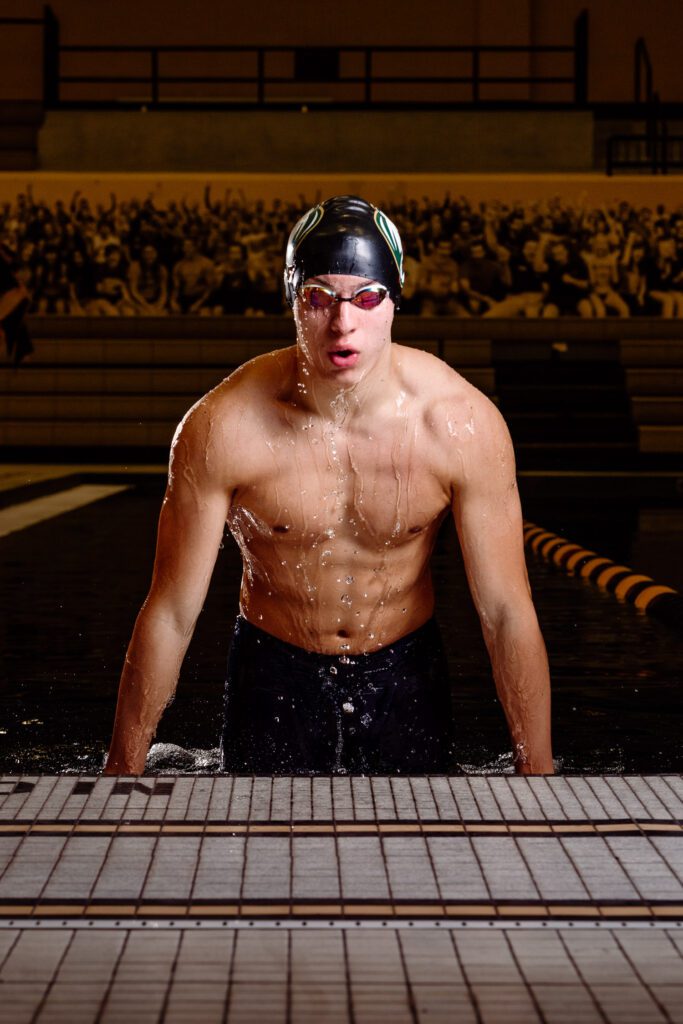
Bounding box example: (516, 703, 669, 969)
(284, 195, 405, 309)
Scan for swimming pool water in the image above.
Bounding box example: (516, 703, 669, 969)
(0, 481, 681, 774)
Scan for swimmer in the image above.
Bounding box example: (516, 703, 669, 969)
(104, 195, 552, 776)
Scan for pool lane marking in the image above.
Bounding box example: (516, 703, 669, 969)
(0, 484, 131, 538)
(523, 520, 681, 628)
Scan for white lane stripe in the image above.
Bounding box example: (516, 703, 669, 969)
(0, 485, 132, 538)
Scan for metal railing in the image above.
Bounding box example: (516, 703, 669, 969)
(607, 127, 683, 175)
(634, 36, 653, 105)
(2, 6, 590, 110)
(606, 36, 680, 174)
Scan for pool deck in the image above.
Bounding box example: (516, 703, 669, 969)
(0, 774, 682, 1022)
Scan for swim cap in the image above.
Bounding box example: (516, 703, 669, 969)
(284, 195, 405, 309)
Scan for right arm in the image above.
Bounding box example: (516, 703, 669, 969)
(104, 401, 231, 774)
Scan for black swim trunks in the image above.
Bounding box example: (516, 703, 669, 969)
(220, 616, 455, 775)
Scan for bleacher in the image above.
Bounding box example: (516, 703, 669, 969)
(0, 317, 494, 453)
(2, 316, 681, 469)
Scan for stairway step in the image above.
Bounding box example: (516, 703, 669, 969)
(499, 384, 627, 413)
(496, 362, 624, 386)
(507, 412, 635, 442)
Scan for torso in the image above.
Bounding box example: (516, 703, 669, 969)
(208, 345, 476, 654)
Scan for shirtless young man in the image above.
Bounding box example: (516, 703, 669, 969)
(105, 196, 553, 777)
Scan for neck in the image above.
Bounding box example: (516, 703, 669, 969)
(293, 345, 397, 422)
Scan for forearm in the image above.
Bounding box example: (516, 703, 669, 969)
(104, 603, 194, 775)
(484, 608, 553, 774)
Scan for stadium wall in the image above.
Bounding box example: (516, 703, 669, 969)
(37, 111, 594, 174)
(3, 0, 683, 105)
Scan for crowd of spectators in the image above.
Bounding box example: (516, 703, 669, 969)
(2, 186, 683, 318)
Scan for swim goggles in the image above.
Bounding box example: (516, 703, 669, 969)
(299, 282, 388, 311)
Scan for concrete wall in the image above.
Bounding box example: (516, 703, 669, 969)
(38, 110, 594, 173)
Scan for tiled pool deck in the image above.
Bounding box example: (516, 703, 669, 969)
(0, 774, 682, 1022)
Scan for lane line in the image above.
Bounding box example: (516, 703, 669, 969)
(523, 519, 683, 631)
(0, 484, 132, 538)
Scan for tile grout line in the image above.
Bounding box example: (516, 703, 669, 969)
(643, 774, 683, 823)
(28, 927, 77, 1024)
(408, 776, 448, 917)
(501, 928, 548, 1024)
(132, 773, 177, 918)
(93, 928, 132, 1024)
(612, 928, 676, 1023)
(556, 928, 612, 1024)
(448, 928, 485, 1024)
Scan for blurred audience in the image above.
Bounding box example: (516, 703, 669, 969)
(1, 186, 683, 317)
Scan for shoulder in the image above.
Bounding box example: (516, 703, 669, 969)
(395, 345, 513, 475)
(170, 346, 295, 477)
(394, 343, 496, 413)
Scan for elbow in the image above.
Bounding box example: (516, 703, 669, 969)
(478, 593, 541, 645)
(137, 593, 198, 644)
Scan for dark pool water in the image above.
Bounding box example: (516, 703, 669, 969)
(0, 481, 681, 774)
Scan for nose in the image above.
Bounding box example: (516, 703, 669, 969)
(329, 299, 356, 335)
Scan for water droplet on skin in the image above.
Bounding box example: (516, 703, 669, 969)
(340, 643, 350, 651)
(340, 594, 352, 606)
(345, 576, 354, 584)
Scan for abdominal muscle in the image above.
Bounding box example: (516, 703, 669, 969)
(222, 346, 453, 654)
(227, 505, 446, 655)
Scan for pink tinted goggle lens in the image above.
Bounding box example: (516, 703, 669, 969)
(302, 284, 387, 310)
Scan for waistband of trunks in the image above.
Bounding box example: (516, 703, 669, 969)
(233, 614, 440, 671)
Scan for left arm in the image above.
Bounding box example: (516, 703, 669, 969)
(451, 397, 553, 774)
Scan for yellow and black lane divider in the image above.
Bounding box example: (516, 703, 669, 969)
(523, 521, 683, 632)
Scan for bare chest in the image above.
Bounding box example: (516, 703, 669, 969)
(230, 418, 449, 550)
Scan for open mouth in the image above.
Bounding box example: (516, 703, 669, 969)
(328, 349, 359, 368)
